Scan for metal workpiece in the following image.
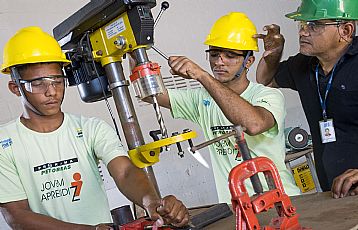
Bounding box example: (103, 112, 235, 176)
(190, 130, 236, 153)
(104, 61, 161, 196)
(233, 126, 263, 194)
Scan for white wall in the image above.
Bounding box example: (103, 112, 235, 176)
(0, 0, 305, 228)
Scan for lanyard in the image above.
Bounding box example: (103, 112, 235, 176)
(315, 64, 337, 121)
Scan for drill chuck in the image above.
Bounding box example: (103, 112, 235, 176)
(130, 62, 165, 99)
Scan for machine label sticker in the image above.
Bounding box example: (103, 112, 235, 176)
(210, 126, 240, 160)
(319, 119, 336, 143)
(40, 172, 83, 202)
(105, 17, 126, 39)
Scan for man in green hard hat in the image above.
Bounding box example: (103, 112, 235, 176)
(255, 0, 358, 198)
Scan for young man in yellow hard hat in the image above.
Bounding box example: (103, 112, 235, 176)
(146, 12, 300, 203)
(0, 26, 189, 229)
(255, 0, 358, 198)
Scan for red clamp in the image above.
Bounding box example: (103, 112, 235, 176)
(229, 157, 311, 230)
(129, 62, 161, 82)
(119, 218, 172, 230)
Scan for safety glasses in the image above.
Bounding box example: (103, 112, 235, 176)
(19, 75, 66, 94)
(205, 49, 246, 65)
(298, 21, 343, 35)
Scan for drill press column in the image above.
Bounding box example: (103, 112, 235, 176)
(104, 60, 161, 196)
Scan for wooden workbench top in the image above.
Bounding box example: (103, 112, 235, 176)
(200, 192, 358, 229)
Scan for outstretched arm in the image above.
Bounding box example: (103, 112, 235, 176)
(168, 56, 275, 135)
(1, 200, 102, 230)
(108, 156, 189, 227)
(255, 24, 284, 87)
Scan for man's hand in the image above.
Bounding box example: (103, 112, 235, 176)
(253, 24, 284, 59)
(331, 169, 358, 199)
(144, 195, 189, 227)
(255, 24, 284, 86)
(168, 56, 209, 81)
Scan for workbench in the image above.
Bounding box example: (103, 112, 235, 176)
(198, 192, 358, 229)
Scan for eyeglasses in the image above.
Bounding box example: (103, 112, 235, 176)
(19, 75, 66, 94)
(205, 49, 245, 64)
(298, 21, 343, 35)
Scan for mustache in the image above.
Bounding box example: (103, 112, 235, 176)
(299, 37, 310, 44)
(212, 67, 228, 72)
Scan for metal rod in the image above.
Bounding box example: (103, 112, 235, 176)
(154, 10, 164, 28)
(233, 126, 263, 194)
(104, 61, 161, 197)
(190, 131, 236, 153)
(151, 45, 169, 61)
(154, 1, 169, 28)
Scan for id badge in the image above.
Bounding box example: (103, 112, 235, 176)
(319, 119, 336, 143)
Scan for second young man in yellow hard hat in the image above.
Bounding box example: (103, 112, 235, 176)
(142, 12, 301, 203)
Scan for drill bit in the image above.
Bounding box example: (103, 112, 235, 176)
(152, 96, 169, 150)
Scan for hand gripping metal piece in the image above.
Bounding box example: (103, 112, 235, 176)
(229, 157, 311, 230)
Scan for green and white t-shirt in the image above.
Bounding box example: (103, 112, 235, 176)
(0, 113, 127, 225)
(168, 82, 301, 203)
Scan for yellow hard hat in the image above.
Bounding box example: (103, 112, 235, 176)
(204, 12, 259, 51)
(1, 26, 70, 74)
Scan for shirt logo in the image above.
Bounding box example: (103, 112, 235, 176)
(0, 138, 12, 149)
(40, 172, 83, 202)
(257, 99, 270, 105)
(71, 172, 83, 202)
(34, 158, 78, 175)
(203, 99, 211, 107)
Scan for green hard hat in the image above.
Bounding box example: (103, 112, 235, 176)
(286, 0, 358, 21)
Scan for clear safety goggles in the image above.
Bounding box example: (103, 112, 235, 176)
(298, 21, 343, 35)
(19, 75, 66, 94)
(205, 49, 246, 65)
